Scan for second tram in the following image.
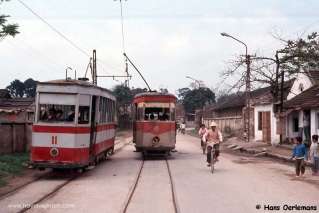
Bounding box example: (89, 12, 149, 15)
(133, 92, 177, 155)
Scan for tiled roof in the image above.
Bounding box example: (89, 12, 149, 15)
(214, 79, 295, 110)
(0, 98, 35, 111)
(284, 85, 319, 109)
(0, 89, 11, 99)
(308, 70, 319, 84)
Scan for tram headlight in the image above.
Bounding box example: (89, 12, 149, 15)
(50, 148, 59, 157)
(152, 136, 160, 146)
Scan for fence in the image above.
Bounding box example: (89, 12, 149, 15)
(203, 116, 243, 137)
(0, 122, 32, 154)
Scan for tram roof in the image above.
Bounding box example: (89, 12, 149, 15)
(37, 79, 115, 98)
(133, 92, 176, 103)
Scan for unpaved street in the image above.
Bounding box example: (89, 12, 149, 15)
(1, 134, 318, 213)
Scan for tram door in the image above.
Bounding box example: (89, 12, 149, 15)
(89, 96, 97, 159)
(133, 104, 137, 144)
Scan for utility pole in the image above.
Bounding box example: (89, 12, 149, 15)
(221, 32, 251, 142)
(91, 50, 130, 85)
(246, 54, 251, 143)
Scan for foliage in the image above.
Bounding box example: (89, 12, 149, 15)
(6, 78, 37, 98)
(6, 79, 25, 98)
(177, 87, 191, 100)
(0, 152, 29, 187)
(23, 78, 37, 97)
(281, 32, 319, 74)
(0, 0, 19, 39)
(112, 84, 147, 106)
(112, 85, 132, 105)
(221, 32, 319, 94)
(177, 87, 215, 113)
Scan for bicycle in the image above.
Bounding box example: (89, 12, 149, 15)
(207, 144, 217, 173)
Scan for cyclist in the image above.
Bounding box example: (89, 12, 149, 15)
(204, 122, 223, 167)
(198, 124, 208, 154)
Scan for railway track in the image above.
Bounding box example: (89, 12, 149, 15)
(122, 157, 180, 213)
(0, 138, 132, 213)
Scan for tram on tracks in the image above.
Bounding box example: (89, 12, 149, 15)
(31, 79, 117, 169)
(132, 92, 177, 156)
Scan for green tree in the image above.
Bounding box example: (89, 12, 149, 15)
(6, 79, 25, 98)
(131, 87, 147, 97)
(281, 32, 319, 74)
(24, 78, 37, 97)
(112, 85, 132, 105)
(178, 87, 215, 113)
(0, 0, 19, 39)
(177, 87, 191, 101)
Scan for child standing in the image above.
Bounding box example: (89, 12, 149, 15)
(292, 137, 307, 177)
(309, 135, 319, 175)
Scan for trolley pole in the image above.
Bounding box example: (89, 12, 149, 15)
(93, 49, 97, 85)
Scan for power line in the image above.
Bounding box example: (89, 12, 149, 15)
(17, 0, 123, 75)
(17, 0, 90, 58)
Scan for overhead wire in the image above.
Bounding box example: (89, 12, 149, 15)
(118, 0, 131, 86)
(17, 0, 123, 76)
(5, 39, 63, 75)
(17, 0, 90, 58)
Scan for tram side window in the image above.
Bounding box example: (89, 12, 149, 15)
(39, 104, 75, 123)
(78, 106, 90, 124)
(107, 99, 115, 122)
(99, 97, 106, 123)
(99, 97, 115, 123)
(144, 107, 170, 121)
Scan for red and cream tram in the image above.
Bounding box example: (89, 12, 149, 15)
(31, 80, 116, 169)
(133, 92, 177, 155)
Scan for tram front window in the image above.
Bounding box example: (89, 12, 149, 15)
(39, 104, 75, 123)
(144, 107, 170, 121)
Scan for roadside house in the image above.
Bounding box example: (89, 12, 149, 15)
(283, 85, 319, 142)
(252, 80, 294, 144)
(0, 90, 35, 154)
(281, 70, 319, 143)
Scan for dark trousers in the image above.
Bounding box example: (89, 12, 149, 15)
(206, 144, 220, 163)
(312, 157, 319, 173)
(295, 158, 305, 176)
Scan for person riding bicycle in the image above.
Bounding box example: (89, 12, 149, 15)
(203, 122, 223, 167)
(198, 124, 208, 154)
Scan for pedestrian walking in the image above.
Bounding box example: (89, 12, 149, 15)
(180, 122, 186, 134)
(198, 124, 208, 154)
(291, 137, 307, 178)
(309, 135, 319, 175)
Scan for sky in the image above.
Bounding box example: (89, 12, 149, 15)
(1, 0, 319, 94)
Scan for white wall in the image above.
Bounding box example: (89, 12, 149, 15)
(287, 72, 313, 100)
(254, 104, 280, 144)
(287, 111, 300, 139)
(311, 109, 319, 137)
